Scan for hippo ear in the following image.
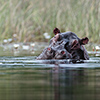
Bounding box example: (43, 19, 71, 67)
(53, 28, 61, 35)
(80, 37, 89, 45)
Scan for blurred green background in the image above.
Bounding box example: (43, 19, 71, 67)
(0, 0, 100, 43)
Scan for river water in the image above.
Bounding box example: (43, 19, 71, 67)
(0, 55, 100, 100)
(0, 42, 100, 100)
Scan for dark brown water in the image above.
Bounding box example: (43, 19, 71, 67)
(0, 56, 100, 100)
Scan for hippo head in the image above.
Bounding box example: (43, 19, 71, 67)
(37, 28, 89, 61)
(63, 33, 88, 51)
(63, 32, 89, 60)
(36, 47, 55, 60)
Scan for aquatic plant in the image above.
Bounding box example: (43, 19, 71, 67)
(0, 0, 100, 43)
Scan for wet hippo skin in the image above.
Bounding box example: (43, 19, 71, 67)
(37, 28, 89, 60)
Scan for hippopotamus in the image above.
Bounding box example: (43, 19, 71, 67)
(36, 41, 72, 60)
(55, 31, 89, 60)
(37, 28, 89, 61)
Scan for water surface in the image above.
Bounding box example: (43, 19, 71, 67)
(0, 56, 100, 100)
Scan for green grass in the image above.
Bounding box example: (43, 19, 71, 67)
(0, 0, 100, 43)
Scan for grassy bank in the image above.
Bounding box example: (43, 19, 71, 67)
(0, 0, 100, 43)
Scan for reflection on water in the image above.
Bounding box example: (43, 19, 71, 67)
(0, 56, 100, 100)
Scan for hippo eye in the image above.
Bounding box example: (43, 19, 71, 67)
(64, 42, 69, 49)
(61, 51, 65, 54)
(47, 48, 51, 51)
(66, 42, 69, 46)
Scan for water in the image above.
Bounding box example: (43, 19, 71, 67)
(0, 56, 100, 100)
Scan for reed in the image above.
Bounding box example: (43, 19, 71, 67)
(0, 0, 100, 43)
